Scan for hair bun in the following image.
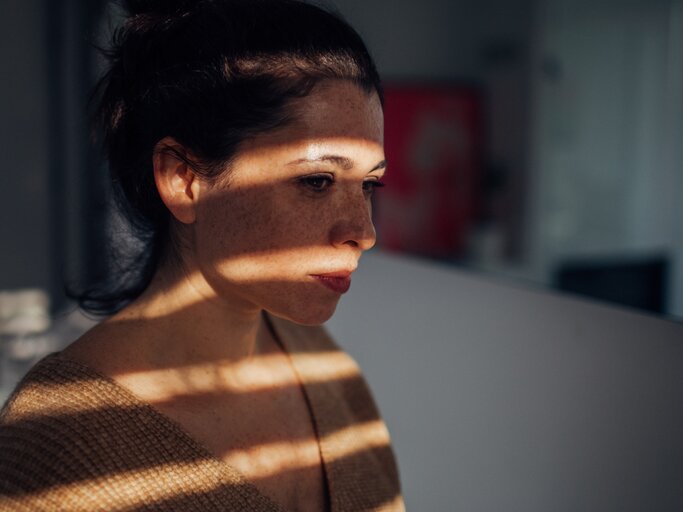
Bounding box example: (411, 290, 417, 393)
(123, 0, 197, 16)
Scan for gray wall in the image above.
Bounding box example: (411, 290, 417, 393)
(328, 251, 683, 511)
(0, 0, 51, 291)
(527, 0, 683, 317)
(0, 0, 108, 308)
(333, 0, 534, 80)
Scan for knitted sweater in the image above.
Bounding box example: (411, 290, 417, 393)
(0, 315, 404, 511)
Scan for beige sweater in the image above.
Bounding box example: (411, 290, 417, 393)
(0, 315, 404, 511)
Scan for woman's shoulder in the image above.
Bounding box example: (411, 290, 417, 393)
(0, 353, 143, 468)
(0, 354, 263, 511)
(0, 352, 102, 425)
(2, 355, 145, 492)
(0, 354, 116, 507)
(0, 350, 197, 461)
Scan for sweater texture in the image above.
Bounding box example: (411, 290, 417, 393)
(0, 315, 403, 511)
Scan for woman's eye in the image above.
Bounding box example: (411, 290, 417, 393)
(362, 180, 385, 195)
(299, 174, 334, 192)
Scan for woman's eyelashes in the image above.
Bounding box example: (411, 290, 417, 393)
(297, 173, 385, 195)
(362, 179, 385, 195)
(298, 173, 334, 192)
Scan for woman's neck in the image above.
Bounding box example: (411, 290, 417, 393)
(64, 258, 283, 396)
(114, 260, 275, 367)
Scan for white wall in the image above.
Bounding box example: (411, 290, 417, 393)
(328, 251, 683, 511)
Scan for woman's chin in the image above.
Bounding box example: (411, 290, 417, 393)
(267, 302, 338, 327)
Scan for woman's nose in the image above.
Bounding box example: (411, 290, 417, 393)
(330, 194, 377, 252)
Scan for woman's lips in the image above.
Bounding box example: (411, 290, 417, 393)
(311, 272, 352, 294)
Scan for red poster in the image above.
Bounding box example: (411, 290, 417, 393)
(376, 85, 483, 258)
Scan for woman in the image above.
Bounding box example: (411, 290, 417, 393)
(0, 0, 403, 510)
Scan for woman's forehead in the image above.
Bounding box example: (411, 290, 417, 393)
(283, 80, 384, 142)
(232, 135, 385, 176)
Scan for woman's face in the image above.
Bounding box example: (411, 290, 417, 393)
(191, 80, 385, 325)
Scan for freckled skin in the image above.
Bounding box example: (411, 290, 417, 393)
(192, 79, 386, 325)
(62, 80, 386, 512)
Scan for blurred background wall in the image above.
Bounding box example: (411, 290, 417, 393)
(1, 0, 52, 294)
(1, 0, 107, 313)
(338, 0, 683, 318)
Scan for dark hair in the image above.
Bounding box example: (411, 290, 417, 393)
(76, 0, 382, 315)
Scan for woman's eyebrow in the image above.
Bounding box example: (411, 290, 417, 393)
(287, 155, 387, 171)
(371, 160, 387, 171)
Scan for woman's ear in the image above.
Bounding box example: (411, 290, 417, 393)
(153, 137, 201, 224)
